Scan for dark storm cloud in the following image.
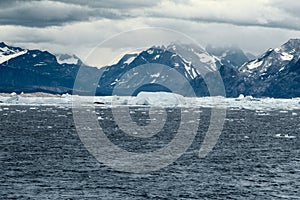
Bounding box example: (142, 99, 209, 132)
(146, 0, 300, 31)
(0, 0, 133, 27)
(0, 0, 300, 31)
(270, 0, 300, 19)
(0, 0, 299, 68)
(56, 0, 161, 9)
(165, 16, 300, 32)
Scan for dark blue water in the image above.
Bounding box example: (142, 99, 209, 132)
(0, 106, 299, 199)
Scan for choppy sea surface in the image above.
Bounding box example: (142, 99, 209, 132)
(0, 105, 299, 199)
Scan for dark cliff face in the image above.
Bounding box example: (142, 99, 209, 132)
(0, 40, 299, 98)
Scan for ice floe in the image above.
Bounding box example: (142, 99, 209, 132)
(0, 92, 299, 111)
(275, 134, 296, 139)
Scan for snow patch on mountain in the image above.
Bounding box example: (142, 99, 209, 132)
(191, 68, 198, 78)
(247, 60, 263, 70)
(279, 66, 285, 72)
(180, 56, 198, 79)
(195, 52, 213, 63)
(154, 55, 160, 60)
(167, 43, 217, 73)
(0, 47, 28, 65)
(124, 56, 135, 65)
(147, 49, 154, 54)
(174, 63, 179, 67)
(151, 73, 160, 78)
(34, 62, 47, 67)
(280, 52, 293, 61)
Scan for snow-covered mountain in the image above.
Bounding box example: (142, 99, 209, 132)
(240, 39, 300, 75)
(0, 40, 299, 97)
(96, 43, 231, 96)
(0, 42, 28, 65)
(237, 39, 300, 97)
(0, 42, 98, 94)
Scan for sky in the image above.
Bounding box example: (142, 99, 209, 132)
(0, 0, 300, 67)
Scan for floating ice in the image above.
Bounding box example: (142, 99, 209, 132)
(97, 116, 104, 120)
(131, 92, 185, 107)
(275, 134, 296, 139)
(0, 93, 299, 111)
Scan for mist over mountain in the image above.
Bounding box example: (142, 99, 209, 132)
(0, 39, 299, 98)
(206, 44, 249, 68)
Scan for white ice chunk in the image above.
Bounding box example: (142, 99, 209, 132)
(275, 134, 296, 139)
(132, 92, 185, 107)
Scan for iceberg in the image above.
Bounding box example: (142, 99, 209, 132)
(275, 134, 296, 139)
(235, 94, 245, 101)
(0, 93, 71, 105)
(131, 92, 185, 107)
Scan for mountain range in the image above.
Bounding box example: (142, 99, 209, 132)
(0, 39, 299, 98)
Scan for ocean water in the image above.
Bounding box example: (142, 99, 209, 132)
(0, 105, 299, 199)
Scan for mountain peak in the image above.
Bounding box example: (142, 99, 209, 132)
(281, 38, 300, 51)
(285, 38, 300, 44)
(0, 42, 8, 48)
(0, 42, 28, 65)
(166, 42, 205, 52)
(206, 44, 249, 67)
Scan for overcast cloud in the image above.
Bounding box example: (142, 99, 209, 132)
(0, 0, 299, 66)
